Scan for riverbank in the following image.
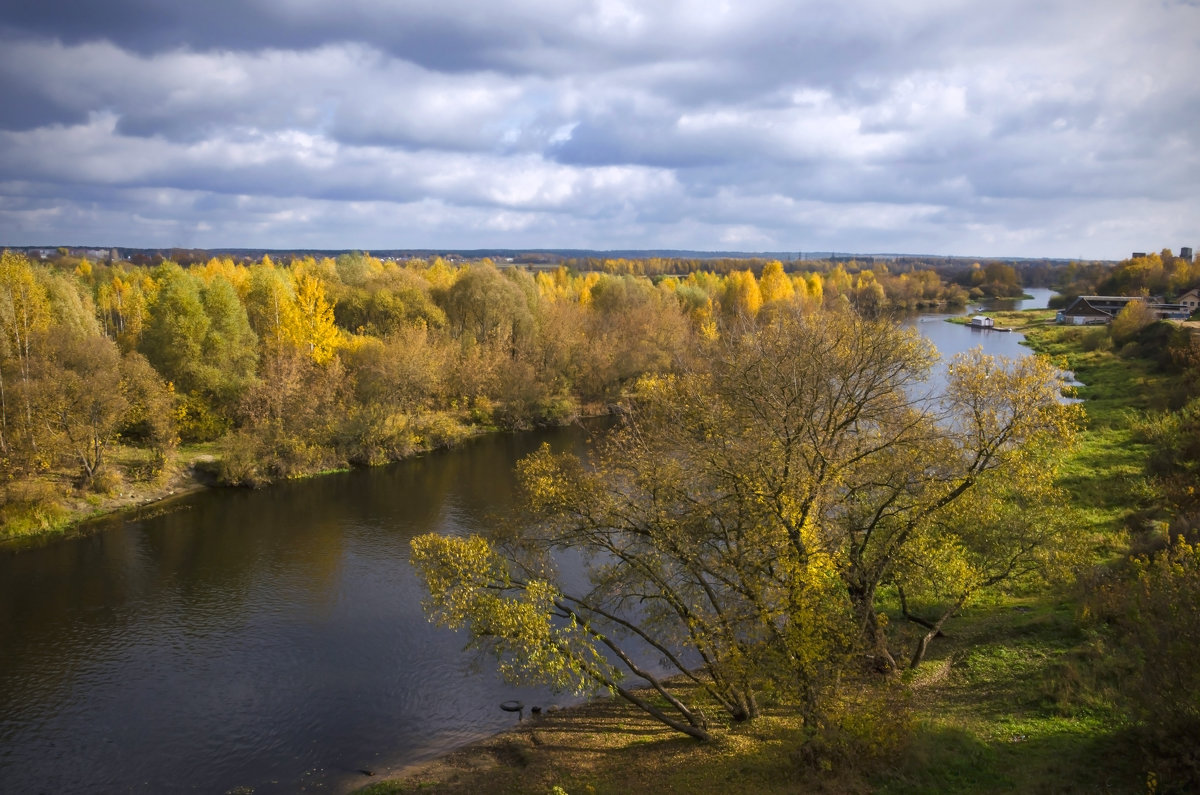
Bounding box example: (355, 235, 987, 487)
(0, 446, 215, 549)
(0, 408, 617, 548)
(354, 596, 1141, 794)
(354, 305, 1173, 795)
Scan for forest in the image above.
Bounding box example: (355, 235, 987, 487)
(0, 248, 972, 534)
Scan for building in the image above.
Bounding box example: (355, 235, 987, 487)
(968, 315, 995, 328)
(1058, 297, 1119, 325)
(1182, 247, 1194, 261)
(1057, 295, 1191, 325)
(1177, 287, 1200, 315)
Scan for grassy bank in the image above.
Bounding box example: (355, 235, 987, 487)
(0, 443, 219, 547)
(0, 406, 615, 547)
(357, 598, 1140, 794)
(360, 311, 1175, 795)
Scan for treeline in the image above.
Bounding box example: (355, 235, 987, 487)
(1, 250, 968, 534)
(1050, 248, 1200, 305)
(566, 254, 1080, 300)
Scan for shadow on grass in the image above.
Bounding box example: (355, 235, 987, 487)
(877, 723, 1139, 794)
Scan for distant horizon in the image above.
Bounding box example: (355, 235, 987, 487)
(7, 243, 1126, 264)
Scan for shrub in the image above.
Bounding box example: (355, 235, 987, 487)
(89, 467, 125, 495)
(217, 431, 266, 487)
(1080, 327, 1111, 352)
(412, 412, 472, 450)
(1087, 540, 1200, 788)
(794, 685, 913, 775)
(1110, 301, 1158, 346)
(0, 478, 68, 537)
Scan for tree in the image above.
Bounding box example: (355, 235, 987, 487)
(412, 308, 1080, 739)
(244, 258, 301, 349)
(1087, 539, 1200, 786)
(292, 273, 339, 364)
(439, 263, 532, 350)
(758, 260, 794, 306)
(199, 274, 259, 403)
(138, 263, 209, 394)
(720, 269, 762, 320)
(118, 351, 177, 475)
(0, 251, 51, 456)
(1110, 299, 1158, 346)
(31, 333, 126, 486)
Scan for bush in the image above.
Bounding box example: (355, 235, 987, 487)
(537, 393, 579, 426)
(1110, 301, 1158, 346)
(336, 408, 417, 466)
(411, 412, 472, 450)
(89, 467, 125, 495)
(217, 431, 266, 487)
(177, 393, 230, 443)
(0, 478, 68, 537)
(1080, 327, 1112, 352)
(794, 685, 913, 775)
(1087, 540, 1200, 788)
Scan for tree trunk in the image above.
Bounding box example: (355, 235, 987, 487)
(849, 584, 897, 673)
(908, 594, 969, 669)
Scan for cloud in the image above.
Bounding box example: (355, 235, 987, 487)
(0, 0, 1198, 256)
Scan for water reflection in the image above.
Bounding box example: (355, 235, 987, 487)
(0, 427, 598, 794)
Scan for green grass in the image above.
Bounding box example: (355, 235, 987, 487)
(361, 594, 1144, 794)
(1020, 322, 1184, 549)
(876, 598, 1138, 794)
(1025, 325, 1175, 423)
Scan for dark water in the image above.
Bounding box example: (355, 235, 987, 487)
(0, 295, 1057, 794)
(0, 426, 597, 794)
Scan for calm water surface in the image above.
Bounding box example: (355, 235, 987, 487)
(903, 287, 1055, 382)
(0, 426, 596, 794)
(0, 292, 1056, 794)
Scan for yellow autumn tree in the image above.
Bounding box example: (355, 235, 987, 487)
(0, 251, 52, 453)
(758, 260, 795, 305)
(244, 258, 302, 349)
(293, 273, 340, 364)
(720, 269, 762, 320)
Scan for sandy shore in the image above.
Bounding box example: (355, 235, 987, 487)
(347, 693, 684, 794)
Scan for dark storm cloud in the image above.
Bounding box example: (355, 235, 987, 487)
(0, 0, 1197, 255)
(0, 0, 586, 75)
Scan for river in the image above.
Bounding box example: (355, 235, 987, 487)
(0, 428, 597, 794)
(0, 289, 1056, 794)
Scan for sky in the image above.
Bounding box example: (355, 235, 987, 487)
(0, 0, 1197, 258)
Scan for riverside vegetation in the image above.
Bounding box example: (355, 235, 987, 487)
(394, 283, 1200, 793)
(0, 249, 974, 538)
(3, 246, 1198, 791)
